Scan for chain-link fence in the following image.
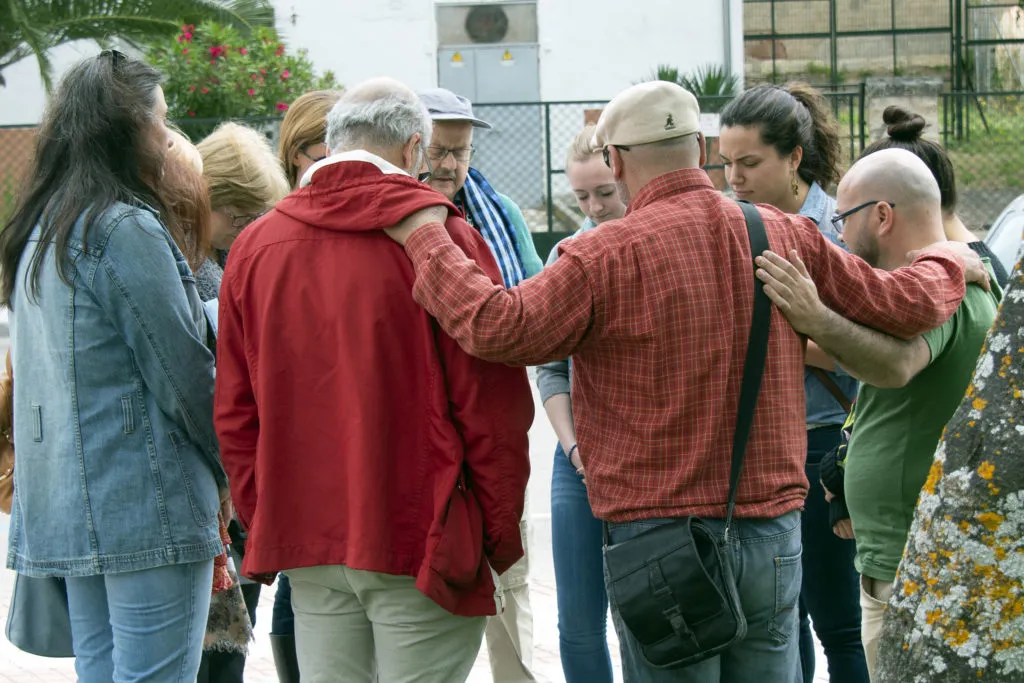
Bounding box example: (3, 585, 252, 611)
(941, 91, 1024, 231)
(2, 90, 1021, 247)
(0, 126, 38, 224)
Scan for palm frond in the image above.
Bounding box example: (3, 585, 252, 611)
(1, 0, 274, 90)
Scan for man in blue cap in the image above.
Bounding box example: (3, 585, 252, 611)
(418, 88, 542, 289)
(418, 87, 542, 683)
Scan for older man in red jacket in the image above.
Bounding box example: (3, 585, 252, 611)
(214, 77, 533, 683)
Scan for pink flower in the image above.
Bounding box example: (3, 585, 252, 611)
(280, 70, 291, 81)
(259, 68, 267, 75)
(239, 47, 248, 55)
(189, 86, 196, 92)
(248, 88, 256, 97)
(201, 87, 209, 94)
(184, 32, 192, 42)
(210, 60, 217, 66)
(275, 45, 285, 56)
(209, 45, 226, 59)
(188, 111, 196, 117)
(181, 48, 189, 55)
(276, 102, 289, 111)
(177, 35, 184, 43)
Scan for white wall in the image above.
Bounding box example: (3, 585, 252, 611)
(537, 0, 743, 101)
(274, 0, 437, 91)
(0, 42, 101, 125)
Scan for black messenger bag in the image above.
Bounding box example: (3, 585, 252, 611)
(602, 200, 772, 669)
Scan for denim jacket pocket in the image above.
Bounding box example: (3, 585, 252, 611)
(167, 429, 219, 527)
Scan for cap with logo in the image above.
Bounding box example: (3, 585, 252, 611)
(592, 81, 701, 148)
(418, 88, 492, 129)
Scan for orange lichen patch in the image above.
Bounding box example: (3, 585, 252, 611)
(926, 609, 944, 625)
(989, 484, 1002, 496)
(946, 629, 971, 647)
(924, 461, 945, 494)
(1014, 389, 1022, 399)
(977, 511, 1004, 531)
(959, 521, 974, 534)
(978, 461, 996, 480)
(972, 397, 988, 411)
(903, 580, 920, 596)
(996, 547, 1008, 561)
(968, 420, 977, 427)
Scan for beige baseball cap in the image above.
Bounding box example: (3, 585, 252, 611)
(592, 81, 701, 148)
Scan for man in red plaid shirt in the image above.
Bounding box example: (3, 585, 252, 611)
(385, 81, 987, 681)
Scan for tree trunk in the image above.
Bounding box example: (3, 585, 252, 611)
(876, 260, 1024, 681)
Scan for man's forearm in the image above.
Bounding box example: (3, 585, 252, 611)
(810, 308, 920, 388)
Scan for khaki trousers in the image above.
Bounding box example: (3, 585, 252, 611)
(859, 574, 894, 682)
(484, 518, 537, 682)
(287, 565, 485, 683)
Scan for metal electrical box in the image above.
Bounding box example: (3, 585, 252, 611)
(436, 2, 544, 210)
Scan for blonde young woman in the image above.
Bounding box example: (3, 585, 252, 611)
(534, 125, 625, 683)
(195, 122, 290, 302)
(278, 89, 343, 188)
(268, 88, 341, 683)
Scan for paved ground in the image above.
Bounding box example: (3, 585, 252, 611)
(0, 355, 829, 682)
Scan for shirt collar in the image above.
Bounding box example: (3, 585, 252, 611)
(798, 182, 828, 224)
(625, 169, 716, 215)
(299, 149, 410, 188)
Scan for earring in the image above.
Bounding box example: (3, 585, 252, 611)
(791, 174, 800, 198)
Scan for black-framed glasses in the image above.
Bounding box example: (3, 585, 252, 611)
(226, 209, 268, 230)
(830, 200, 895, 233)
(602, 144, 632, 168)
(299, 147, 326, 164)
(425, 145, 474, 163)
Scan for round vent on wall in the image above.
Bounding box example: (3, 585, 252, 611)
(465, 5, 509, 44)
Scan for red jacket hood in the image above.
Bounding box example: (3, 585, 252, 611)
(275, 152, 458, 232)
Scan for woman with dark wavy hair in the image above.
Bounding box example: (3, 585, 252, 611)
(0, 51, 225, 683)
(720, 83, 868, 683)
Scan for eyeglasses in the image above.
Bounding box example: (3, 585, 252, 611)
(425, 145, 474, 163)
(830, 200, 895, 233)
(225, 209, 268, 230)
(602, 145, 632, 168)
(299, 147, 326, 164)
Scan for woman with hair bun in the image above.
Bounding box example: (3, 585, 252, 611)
(720, 82, 869, 683)
(860, 106, 1010, 287)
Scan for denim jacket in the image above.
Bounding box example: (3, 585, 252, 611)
(6, 203, 226, 577)
(800, 183, 859, 427)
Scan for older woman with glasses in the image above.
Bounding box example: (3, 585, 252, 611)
(195, 122, 290, 302)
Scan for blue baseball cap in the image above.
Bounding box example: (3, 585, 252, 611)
(418, 88, 492, 129)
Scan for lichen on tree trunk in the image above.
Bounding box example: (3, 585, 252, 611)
(876, 259, 1024, 681)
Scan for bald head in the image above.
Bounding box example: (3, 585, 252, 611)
(840, 148, 941, 213)
(325, 77, 433, 159)
(837, 147, 946, 269)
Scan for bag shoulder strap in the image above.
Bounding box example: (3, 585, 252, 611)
(809, 366, 853, 413)
(725, 202, 773, 536)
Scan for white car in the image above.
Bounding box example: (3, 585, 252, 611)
(984, 194, 1024, 279)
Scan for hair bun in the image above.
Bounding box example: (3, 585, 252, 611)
(883, 106, 926, 142)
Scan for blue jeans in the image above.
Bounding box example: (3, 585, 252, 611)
(65, 560, 214, 683)
(799, 426, 869, 683)
(552, 443, 614, 683)
(273, 573, 295, 635)
(606, 511, 803, 682)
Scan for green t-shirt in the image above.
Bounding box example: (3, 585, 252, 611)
(845, 268, 1002, 582)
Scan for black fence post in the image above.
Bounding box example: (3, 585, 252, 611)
(544, 103, 553, 233)
(858, 81, 867, 153)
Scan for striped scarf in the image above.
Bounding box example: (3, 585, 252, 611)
(457, 168, 526, 288)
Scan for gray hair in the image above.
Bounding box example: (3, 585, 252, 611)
(326, 93, 433, 153)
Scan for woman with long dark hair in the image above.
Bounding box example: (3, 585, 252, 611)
(1, 52, 225, 683)
(720, 83, 869, 683)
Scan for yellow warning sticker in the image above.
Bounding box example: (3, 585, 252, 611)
(451, 52, 463, 62)
(502, 50, 513, 61)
